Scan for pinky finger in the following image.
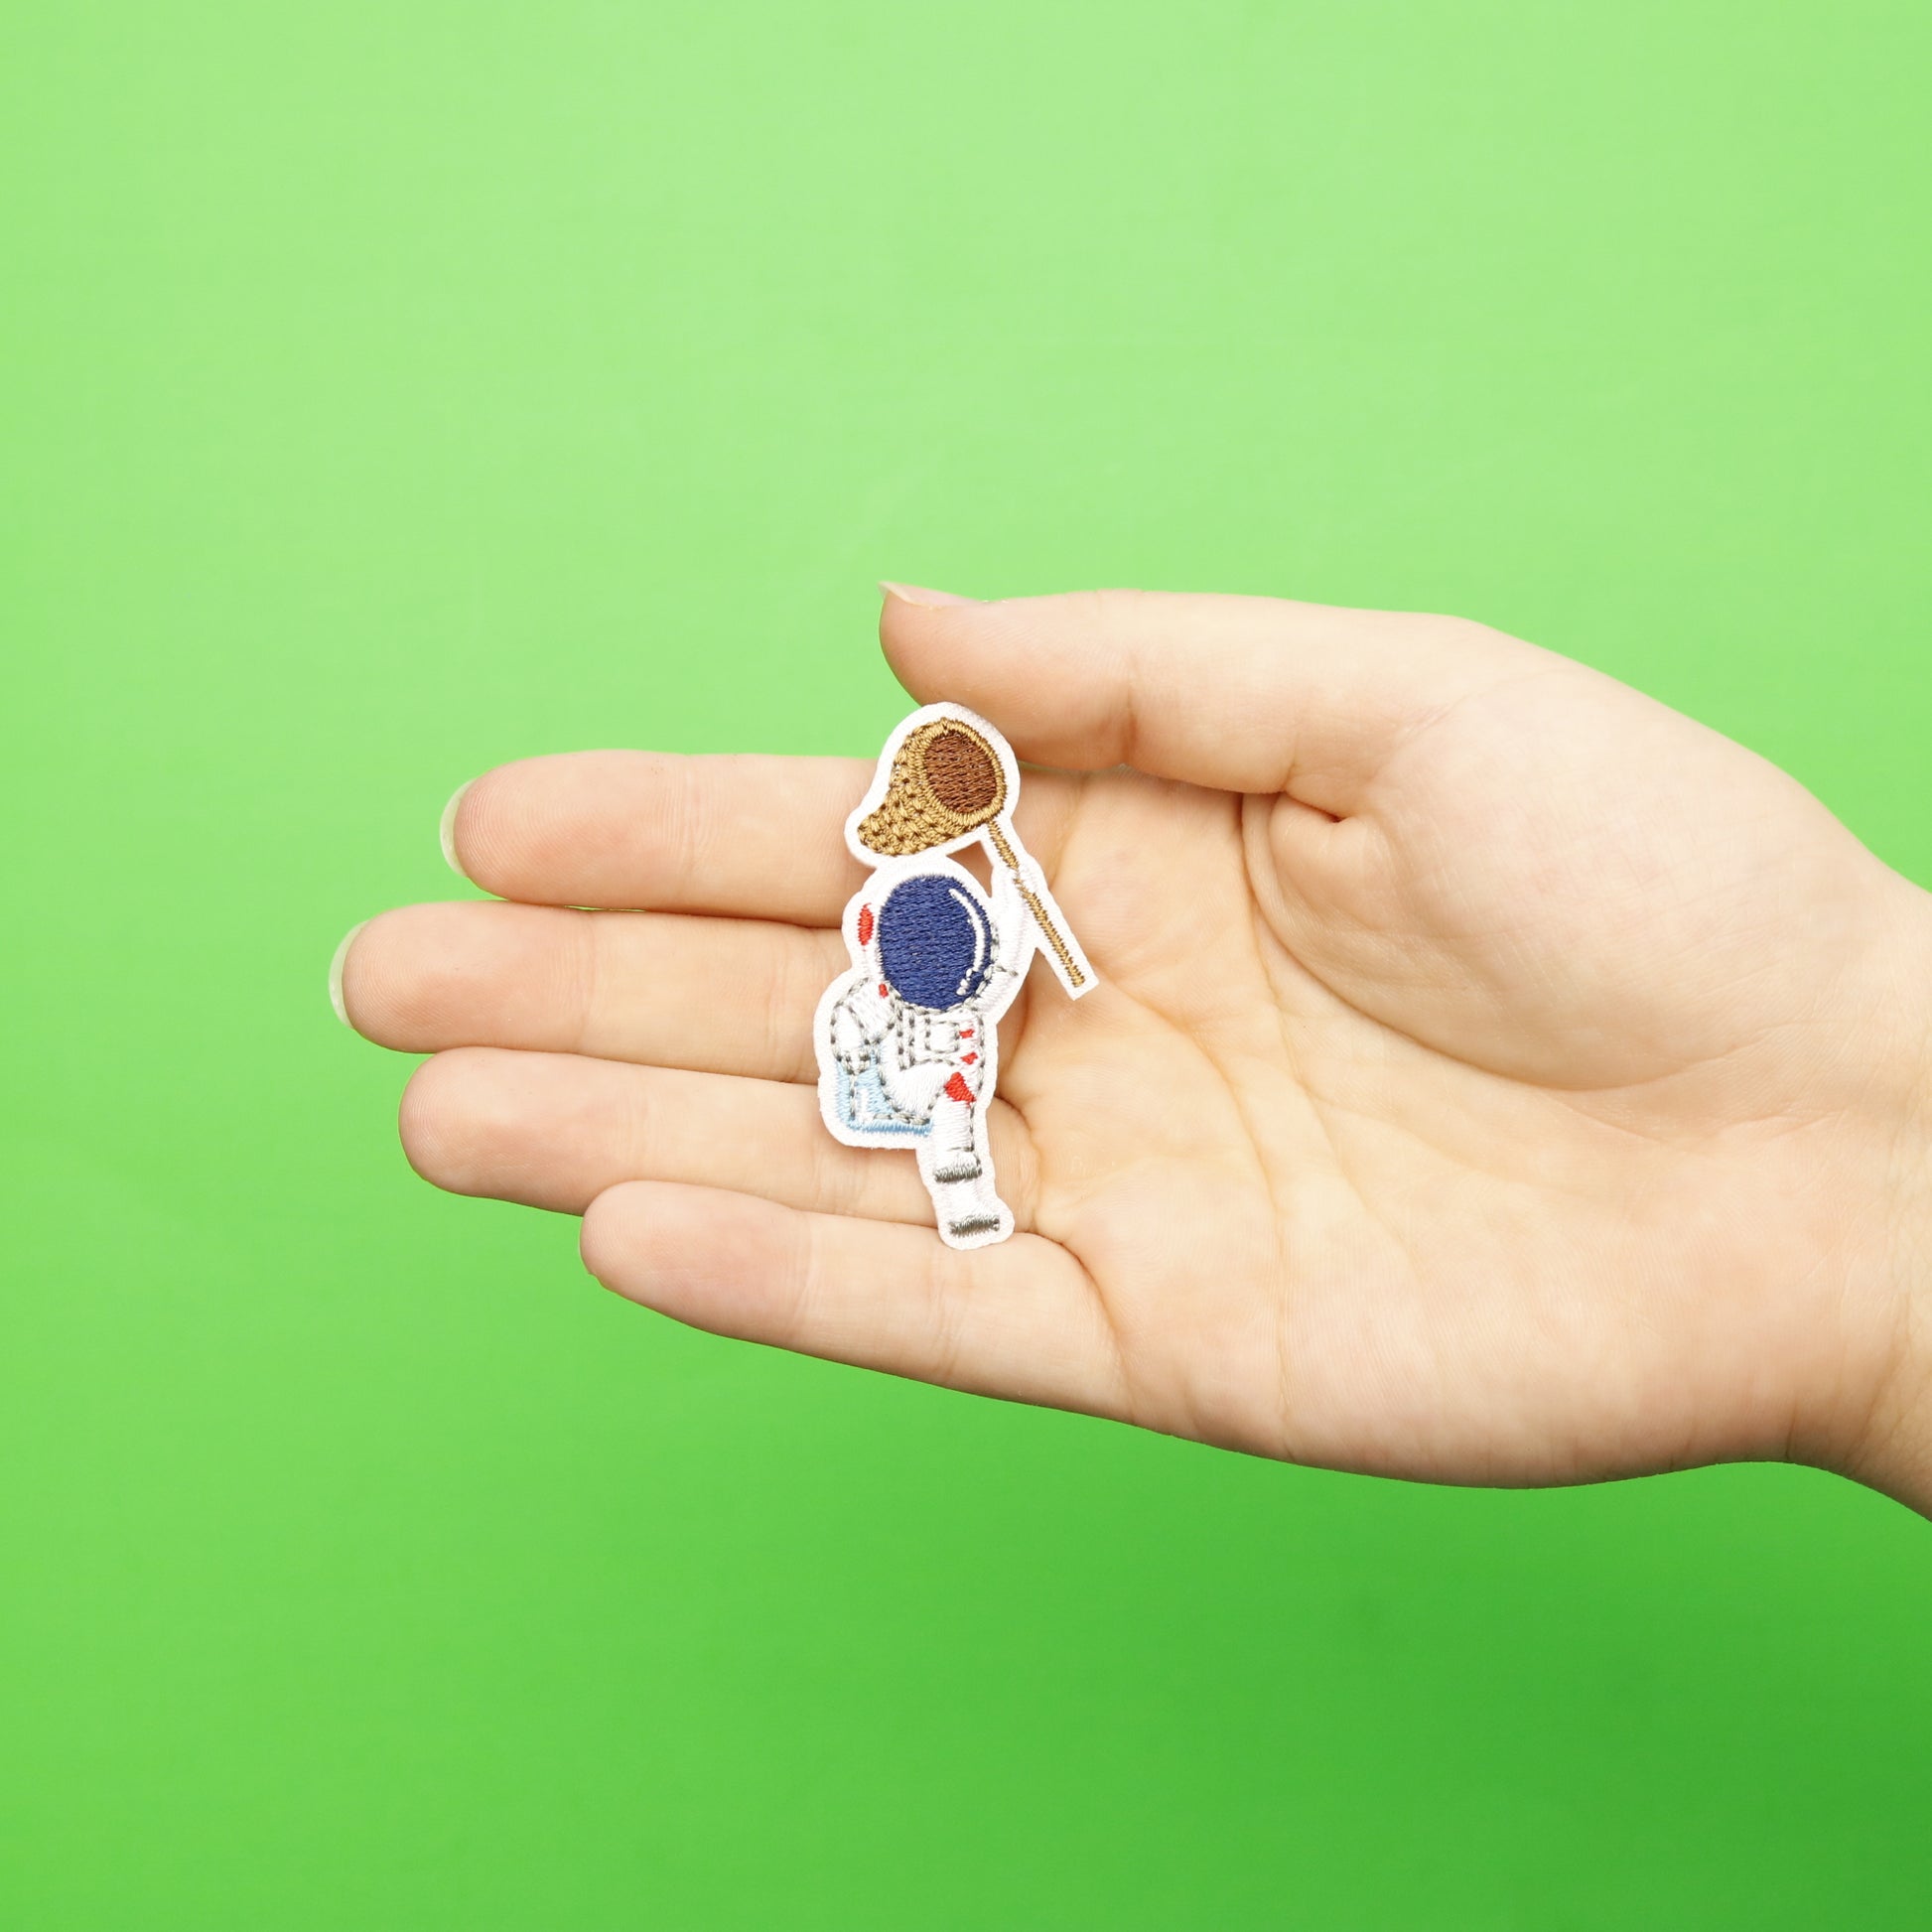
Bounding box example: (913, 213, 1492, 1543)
(581, 1181, 1130, 1419)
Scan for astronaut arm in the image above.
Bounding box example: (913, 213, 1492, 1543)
(957, 866, 1030, 1020)
(990, 863, 1032, 977)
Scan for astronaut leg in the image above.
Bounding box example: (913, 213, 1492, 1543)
(924, 1087, 982, 1184)
(916, 1088, 1011, 1247)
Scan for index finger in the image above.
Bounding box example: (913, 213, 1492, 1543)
(881, 587, 1539, 815)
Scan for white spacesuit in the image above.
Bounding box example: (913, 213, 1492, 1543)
(817, 860, 1030, 1248)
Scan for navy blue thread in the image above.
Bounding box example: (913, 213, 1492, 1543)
(876, 874, 994, 1010)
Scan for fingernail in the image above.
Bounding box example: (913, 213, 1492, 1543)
(329, 920, 368, 1027)
(439, 780, 473, 879)
(880, 581, 978, 609)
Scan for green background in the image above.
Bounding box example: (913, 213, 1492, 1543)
(5, 2, 1930, 1924)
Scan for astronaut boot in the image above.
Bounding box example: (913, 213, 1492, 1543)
(927, 1174, 1013, 1246)
(919, 1096, 1010, 1246)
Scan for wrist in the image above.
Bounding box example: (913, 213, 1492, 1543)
(1834, 896, 1932, 1513)
(1847, 1159, 1932, 1514)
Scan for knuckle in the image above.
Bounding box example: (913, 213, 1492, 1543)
(764, 936, 825, 1082)
(922, 1247, 970, 1384)
(758, 941, 796, 1079)
(807, 1123, 866, 1219)
(566, 915, 604, 1054)
(1411, 611, 1520, 667)
(619, 1067, 660, 1172)
(777, 1214, 826, 1345)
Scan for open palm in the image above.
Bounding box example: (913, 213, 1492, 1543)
(338, 590, 1932, 1496)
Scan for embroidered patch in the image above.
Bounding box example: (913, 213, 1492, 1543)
(813, 703, 1097, 1251)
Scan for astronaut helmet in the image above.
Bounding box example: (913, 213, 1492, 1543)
(858, 870, 995, 1011)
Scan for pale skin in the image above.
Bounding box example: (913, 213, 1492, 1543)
(336, 587, 1932, 1515)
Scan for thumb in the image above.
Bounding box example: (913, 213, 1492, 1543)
(878, 584, 1529, 811)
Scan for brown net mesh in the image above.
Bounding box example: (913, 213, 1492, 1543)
(856, 718, 1007, 856)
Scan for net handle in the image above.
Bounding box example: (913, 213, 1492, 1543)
(984, 819, 1086, 992)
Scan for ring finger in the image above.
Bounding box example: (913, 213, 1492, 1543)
(401, 1046, 1037, 1228)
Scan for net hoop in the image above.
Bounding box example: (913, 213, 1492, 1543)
(855, 716, 1008, 857)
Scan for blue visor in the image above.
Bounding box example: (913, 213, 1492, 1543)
(876, 873, 994, 1010)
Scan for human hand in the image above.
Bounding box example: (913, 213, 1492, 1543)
(335, 588, 1932, 1509)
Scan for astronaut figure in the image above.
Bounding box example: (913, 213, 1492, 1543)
(816, 859, 1030, 1249)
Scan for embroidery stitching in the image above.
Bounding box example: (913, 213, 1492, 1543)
(814, 703, 1098, 1251)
